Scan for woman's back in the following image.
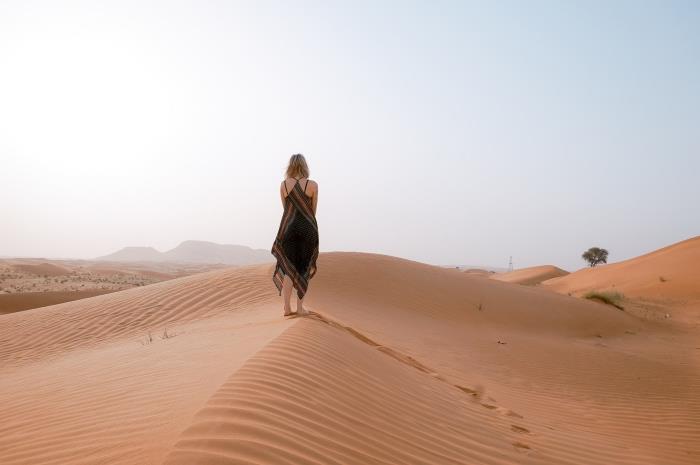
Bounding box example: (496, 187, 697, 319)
(281, 177, 318, 215)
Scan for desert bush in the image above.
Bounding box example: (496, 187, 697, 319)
(584, 291, 624, 310)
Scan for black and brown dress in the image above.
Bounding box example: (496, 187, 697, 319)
(272, 178, 319, 299)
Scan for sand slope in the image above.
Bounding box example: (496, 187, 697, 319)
(544, 236, 700, 323)
(544, 236, 700, 300)
(0, 289, 117, 315)
(306, 253, 700, 464)
(1, 252, 698, 464)
(0, 264, 296, 464)
(491, 265, 569, 286)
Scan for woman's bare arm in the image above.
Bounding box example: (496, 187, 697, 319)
(280, 181, 286, 209)
(312, 182, 318, 215)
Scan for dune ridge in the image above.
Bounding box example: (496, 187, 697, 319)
(491, 265, 569, 286)
(163, 317, 535, 465)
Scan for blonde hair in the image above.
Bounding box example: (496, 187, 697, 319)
(285, 153, 310, 179)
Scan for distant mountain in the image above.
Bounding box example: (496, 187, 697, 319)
(162, 240, 272, 265)
(97, 246, 164, 262)
(96, 241, 273, 265)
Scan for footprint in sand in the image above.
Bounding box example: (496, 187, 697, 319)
(456, 384, 484, 400)
(511, 425, 530, 434)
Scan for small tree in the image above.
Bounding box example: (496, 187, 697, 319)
(582, 247, 608, 267)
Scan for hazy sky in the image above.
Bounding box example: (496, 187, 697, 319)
(1, 1, 698, 270)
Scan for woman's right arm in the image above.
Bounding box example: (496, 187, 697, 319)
(280, 182, 286, 209)
(312, 183, 318, 215)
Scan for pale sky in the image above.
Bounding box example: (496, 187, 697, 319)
(1, 1, 698, 270)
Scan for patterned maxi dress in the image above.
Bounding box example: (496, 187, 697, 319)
(272, 178, 319, 299)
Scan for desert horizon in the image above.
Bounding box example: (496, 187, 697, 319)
(5, 234, 695, 315)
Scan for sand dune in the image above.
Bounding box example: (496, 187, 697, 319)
(0, 258, 224, 313)
(1, 252, 698, 464)
(461, 267, 495, 277)
(0, 264, 295, 464)
(307, 253, 700, 464)
(491, 265, 569, 286)
(544, 236, 700, 323)
(11, 262, 71, 276)
(163, 317, 535, 465)
(0, 289, 117, 315)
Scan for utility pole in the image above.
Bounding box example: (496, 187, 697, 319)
(508, 256, 513, 272)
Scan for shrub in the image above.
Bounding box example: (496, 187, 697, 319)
(584, 291, 624, 310)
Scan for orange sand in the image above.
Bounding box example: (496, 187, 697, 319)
(544, 236, 700, 324)
(1, 250, 698, 464)
(491, 265, 569, 286)
(461, 268, 495, 277)
(0, 289, 117, 314)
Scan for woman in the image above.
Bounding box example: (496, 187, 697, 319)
(271, 154, 319, 316)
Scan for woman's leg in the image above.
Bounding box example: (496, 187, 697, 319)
(296, 287, 309, 315)
(282, 275, 293, 316)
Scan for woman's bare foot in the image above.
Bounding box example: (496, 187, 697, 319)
(283, 305, 293, 317)
(297, 304, 309, 316)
